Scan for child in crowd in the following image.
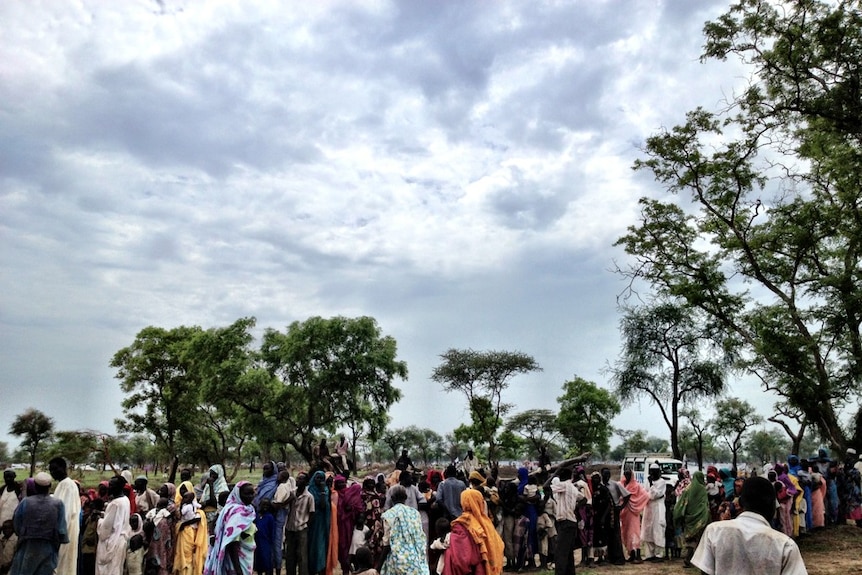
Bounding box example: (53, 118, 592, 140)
(537, 496, 556, 570)
(254, 499, 276, 575)
(349, 514, 370, 569)
(126, 513, 145, 575)
(429, 517, 451, 575)
(180, 490, 201, 522)
(0, 520, 17, 575)
(351, 546, 379, 575)
(80, 498, 104, 575)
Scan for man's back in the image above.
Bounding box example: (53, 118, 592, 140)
(691, 511, 807, 575)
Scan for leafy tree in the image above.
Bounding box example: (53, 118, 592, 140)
(43, 430, 101, 469)
(505, 409, 560, 460)
(405, 427, 444, 466)
(711, 398, 762, 471)
(610, 429, 669, 461)
(767, 402, 809, 456)
(746, 428, 789, 465)
(496, 429, 526, 462)
(9, 408, 54, 477)
(235, 316, 406, 465)
(432, 349, 541, 473)
(616, 0, 862, 451)
(611, 302, 733, 458)
(380, 428, 408, 461)
(112, 325, 203, 481)
(556, 376, 621, 455)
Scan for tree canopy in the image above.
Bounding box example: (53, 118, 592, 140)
(9, 408, 54, 477)
(556, 376, 620, 456)
(616, 0, 862, 451)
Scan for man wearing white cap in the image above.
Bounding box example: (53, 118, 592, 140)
(640, 463, 667, 562)
(9, 471, 68, 575)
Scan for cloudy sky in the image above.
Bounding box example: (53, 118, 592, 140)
(1, 0, 777, 455)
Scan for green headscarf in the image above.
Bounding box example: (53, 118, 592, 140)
(673, 470, 710, 542)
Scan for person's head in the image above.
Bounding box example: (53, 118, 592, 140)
(259, 498, 272, 514)
(335, 476, 348, 491)
(278, 470, 291, 485)
(624, 468, 633, 482)
(263, 461, 275, 478)
(434, 516, 451, 536)
(48, 457, 68, 481)
(182, 491, 196, 505)
(32, 472, 51, 494)
(157, 484, 170, 498)
(156, 497, 169, 510)
(601, 467, 611, 484)
(362, 477, 375, 491)
(467, 450, 474, 459)
(398, 471, 413, 487)
(1, 519, 14, 537)
(418, 480, 430, 493)
(648, 463, 661, 481)
(590, 472, 601, 489)
(90, 498, 105, 513)
(739, 476, 778, 521)
(314, 472, 326, 487)
(238, 482, 255, 506)
(108, 476, 126, 498)
(134, 476, 148, 494)
(2, 470, 15, 488)
(209, 469, 218, 481)
(444, 465, 457, 479)
(180, 468, 192, 482)
(557, 467, 572, 482)
(353, 546, 374, 571)
(98, 482, 108, 498)
(129, 514, 140, 530)
(389, 485, 408, 505)
(355, 513, 366, 529)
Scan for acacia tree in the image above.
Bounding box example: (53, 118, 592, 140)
(616, 0, 862, 450)
(746, 428, 789, 465)
(711, 398, 762, 471)
(611, 302, 733, 459)
(556, 376, 621, 456)
(767, 402, 808, 456)
(679, 407, 712, 470)
(505, 409, 560, 460)
(9, 408, 54, 477)
(432, 349, 541, 474)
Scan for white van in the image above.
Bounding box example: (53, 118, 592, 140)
(620, 453, 683, 488)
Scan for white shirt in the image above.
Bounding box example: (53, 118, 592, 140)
(550, 478, 583, 522)
(691, 511, 808, 575)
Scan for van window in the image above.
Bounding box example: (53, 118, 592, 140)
(634, 461, 644, 472)
(660, 462, 679, 475)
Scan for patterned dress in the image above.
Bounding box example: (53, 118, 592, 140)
(381, 504, 426, 575)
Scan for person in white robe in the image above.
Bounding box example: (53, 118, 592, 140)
(49, 457, 82, 575)
(640, 463, 667, 561)
(97, 476, 131, 575)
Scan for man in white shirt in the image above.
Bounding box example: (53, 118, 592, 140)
(692, 476, 808, 575)
(640, 463, 666, 561)
(550, 467, 584, 575)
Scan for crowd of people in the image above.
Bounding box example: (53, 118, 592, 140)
(0, 444, 860, 575)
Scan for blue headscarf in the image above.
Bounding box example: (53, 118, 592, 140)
(517, 467, 529, 495)
(252, 460, 279, 509)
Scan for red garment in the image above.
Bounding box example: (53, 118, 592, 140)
(337, 483, 363, 573)
(620, 476, 649, 554)
(123, 483, 137, 515)
(445, 523, 487, 575)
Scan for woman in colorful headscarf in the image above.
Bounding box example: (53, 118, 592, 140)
(361, 476, 386, 567)
(326, 475, 339, 575)
(674, 467, 691, 498)
(673, 471, 709, 568)
(307, 471, 331, 575)
(144, 482, 176, 575)
(619, 468, 648, 563)
(202, 464, 230, 537)
(203, 481, 256, 575)
(445, 488, 504, 575)
(774, 463, 797, 536)
(379, 486, 427, 575)
(810, 470, 826, 528)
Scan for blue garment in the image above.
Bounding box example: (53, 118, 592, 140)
(436, 477, 466, 519)
(307, 471, 330, 574)
(254, 512, 276, 573)
(253, 462, 279, 509)
(11, 494, 68, 575)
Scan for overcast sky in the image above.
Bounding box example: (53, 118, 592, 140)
(1, 0, 783, 456)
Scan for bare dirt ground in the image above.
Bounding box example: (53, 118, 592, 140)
(555, 524, 862, 574)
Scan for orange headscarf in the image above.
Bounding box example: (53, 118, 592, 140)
(454, 488, 505, 575)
